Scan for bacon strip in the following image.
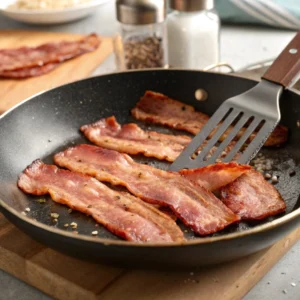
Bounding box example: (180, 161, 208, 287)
(131, 91, 288, 147)
(17, 160, 184, 243)
(0, 63, 59, 78)
(180, 163, 251, 191)
(0, 34, 101, 78)
(81, 116, 191, 162)
(220, 170, 286, 220)
(131, 91, 209, 134)
(81, 116, 238, 162)
(54, 145, 240, 236)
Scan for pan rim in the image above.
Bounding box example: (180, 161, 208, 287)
(0, 68, 259, 118)
(0, 68, 299, 248)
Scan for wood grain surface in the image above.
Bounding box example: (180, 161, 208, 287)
(0, 30, 113, 113)
(262, 32, 300, 87)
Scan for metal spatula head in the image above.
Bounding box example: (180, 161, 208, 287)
(170, 32, 300, 171)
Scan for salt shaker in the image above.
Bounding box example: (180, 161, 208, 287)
(167, 0, 220, 69)
(114, 0, 168, 70)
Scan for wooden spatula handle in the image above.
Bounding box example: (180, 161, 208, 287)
(262, 32, 300, 88)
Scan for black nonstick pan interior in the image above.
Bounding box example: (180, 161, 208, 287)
(0, 69, 300, 269)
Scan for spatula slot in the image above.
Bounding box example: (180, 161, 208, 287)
(237, 119, 270, 164)
(240, 119, 266, 153)
(224, 118, 266, 163)
(191, 108, 243, 162)
(206, 114, 253, 164)
(190, 107, 234, 160)
(203, 112, 246, 162)
(188, 106, 235, 160)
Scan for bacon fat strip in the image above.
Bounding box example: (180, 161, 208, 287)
(81, 116, 192, 162)
(0, 62, 59, 78)
(0, 34, 101, 77)
(131, 90, 210, 135)
(17, 160, 184, 243)
(220, 170, 286, 220)
(81, 116, 237, 162)
(179, 163, 251, 191)
(54, 145, 241, 236)
(131, 91, 288, 147)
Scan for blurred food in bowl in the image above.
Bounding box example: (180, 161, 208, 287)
(0, 0, 111, 24)
(8, 0, 93, 10)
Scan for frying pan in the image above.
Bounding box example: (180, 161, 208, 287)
(0, 69, 300, 269)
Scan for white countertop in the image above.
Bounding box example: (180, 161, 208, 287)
(0, 1, 299, 299)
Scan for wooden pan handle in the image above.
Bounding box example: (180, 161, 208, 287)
(262, 32, 300, 88)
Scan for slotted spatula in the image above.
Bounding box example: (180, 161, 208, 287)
(170, 32, 300, 171)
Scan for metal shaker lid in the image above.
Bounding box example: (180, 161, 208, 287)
(169, 0, 214, 12)
(116, 0, 167, 25)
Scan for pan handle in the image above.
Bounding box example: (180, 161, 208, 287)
(262, 32, 300, 88)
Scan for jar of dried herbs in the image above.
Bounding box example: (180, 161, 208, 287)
(114, 0, 168, 70)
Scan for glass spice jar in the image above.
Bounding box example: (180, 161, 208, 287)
(167, 0, 220, 69)
(114, 0, 168, 70)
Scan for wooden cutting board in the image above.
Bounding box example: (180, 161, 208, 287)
(0, 30, 113, 113)
(1, 213, 300, 300)
(0, 31, 300, 300)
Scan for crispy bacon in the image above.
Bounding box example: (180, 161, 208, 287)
(131, 90, 209, 134)
(180, 163, 251, 191)
(81, 116, 191, 162)
(0, 34, 101, 78)
(131, 91, 288, 147)
(17, 160, 184, 243)
(220, 170, 286, 220)
(54, 144, 240, 236)
(81, 116, 238, 162)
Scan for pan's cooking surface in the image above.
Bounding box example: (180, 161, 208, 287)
(17, 139, 300, 241)
(0, 70, 300, 267)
